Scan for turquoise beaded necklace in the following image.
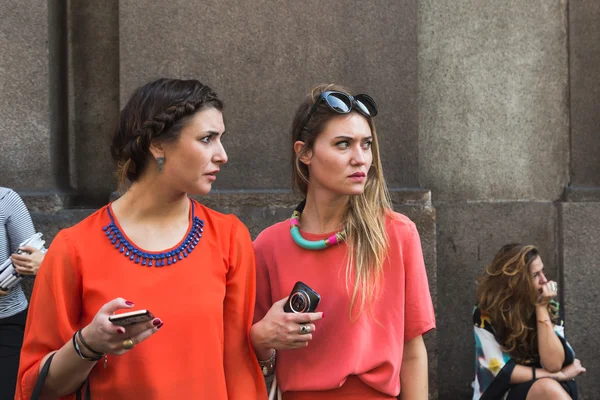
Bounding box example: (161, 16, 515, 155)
(289, 200, 346, 250)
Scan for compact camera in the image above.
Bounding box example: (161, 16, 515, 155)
(283, 281, 321, 313)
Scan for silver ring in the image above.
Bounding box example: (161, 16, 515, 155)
(299, 325, 310, 334)
(550, 282, 557, 292)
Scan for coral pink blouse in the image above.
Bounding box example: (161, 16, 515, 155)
(254, 212, 435, 398)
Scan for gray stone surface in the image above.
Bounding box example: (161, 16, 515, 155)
(68, 1, 120, 203)
(5, 2, 600, 399)
(419, 1, 569, 202)
(569, 1, 600, 189)
(566, 187, 600, 203)
(0, 1, 55, 190)
(119, 0, 419, 190)
(436, 202, 558, 398)
(561, 202, 600, 399)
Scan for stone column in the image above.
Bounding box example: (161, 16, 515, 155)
(0, 1, 68, 193)
(561, 1, 600, 397)
(68, 0, 120, 204)
(418, 1, 569, 397)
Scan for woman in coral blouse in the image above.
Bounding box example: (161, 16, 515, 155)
(250, 84, 436, 399)
(16, 78, 267, 399)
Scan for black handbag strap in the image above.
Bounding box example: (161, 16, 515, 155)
(31, 352, 91, 400)
(77, 377, 91, 400)
(31, 353, 55, 399)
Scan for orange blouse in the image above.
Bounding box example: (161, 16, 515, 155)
(16, 199, 267, 400)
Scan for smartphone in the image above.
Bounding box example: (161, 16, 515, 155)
(283, 281, 321, 313)
(109, 310, 154, 326)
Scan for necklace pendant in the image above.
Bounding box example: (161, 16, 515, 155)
(102, 200, 205, 267)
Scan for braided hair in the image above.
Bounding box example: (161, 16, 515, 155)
(111, 78, 223, 190)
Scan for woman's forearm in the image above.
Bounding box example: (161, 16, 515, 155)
(400, 335, 428, 400)
(536, 306, 565, 372)
(250, 320, 275, 360)
(510, 364, 561, 384)
(39, 334, 98, 397)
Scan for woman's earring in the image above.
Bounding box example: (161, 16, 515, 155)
(157, 157, 165, 173)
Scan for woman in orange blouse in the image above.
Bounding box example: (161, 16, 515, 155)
(250, 84, 435, 399)
(16, 78, 267, 399)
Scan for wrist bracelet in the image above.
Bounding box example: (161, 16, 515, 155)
(77, 329, 104, 357)
(258, 349, 276, 376)
(72, 331, 103, 361)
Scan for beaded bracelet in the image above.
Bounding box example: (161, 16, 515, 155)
(258, 350, 277, 377)
(77, 329, 104, 357)
(72, 331, 103, 362)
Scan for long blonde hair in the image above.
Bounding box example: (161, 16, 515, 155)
(291, 84, 393, 319)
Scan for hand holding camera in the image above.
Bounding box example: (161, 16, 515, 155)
(251, 282, 323, 353)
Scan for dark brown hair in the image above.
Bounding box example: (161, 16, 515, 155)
(476, 243, 557, 363)
(111, 78, 223, 190)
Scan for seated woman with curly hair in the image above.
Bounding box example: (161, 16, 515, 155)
(472, 244, 585, 400)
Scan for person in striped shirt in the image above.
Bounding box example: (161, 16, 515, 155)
(0, 187, 46, 399)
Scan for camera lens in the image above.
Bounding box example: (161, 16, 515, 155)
(289, 291, 310, 313)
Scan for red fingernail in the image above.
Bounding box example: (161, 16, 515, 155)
(322, 313, 325, 318)
(157, 322, 164, 329)
(117, 328, 125, 334)
(125, 301, 134, 306)
(153, 319, 162, 326)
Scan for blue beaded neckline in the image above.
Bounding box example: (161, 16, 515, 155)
(102, 201, 204, 267)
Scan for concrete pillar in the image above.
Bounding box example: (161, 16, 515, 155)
(0, 1, 69, 192)
(418, 1, 570, 397)
(68, 0, 120, 204)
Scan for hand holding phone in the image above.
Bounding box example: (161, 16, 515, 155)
(283, 281, 321, 313)
(109, 309, 155, 326)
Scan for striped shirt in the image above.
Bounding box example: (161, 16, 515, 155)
(0, 187, 34, 318)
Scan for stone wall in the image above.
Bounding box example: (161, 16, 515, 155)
(1, 1, 58, 191)
(118, 0, 420, 190)
(418, 1, 575, 397)
(2, 1, 599, 398)
(561, 1, 600, 397)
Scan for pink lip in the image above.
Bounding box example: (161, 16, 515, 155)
(349, 172, 366, 178)
(205, 170, 219, 181)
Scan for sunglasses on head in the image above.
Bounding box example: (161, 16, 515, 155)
(299, 90, 378, 133)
